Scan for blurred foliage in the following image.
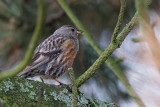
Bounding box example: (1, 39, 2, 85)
(0, 0, 159, 105)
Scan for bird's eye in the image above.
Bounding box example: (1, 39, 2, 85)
(71, 29, 75, 32)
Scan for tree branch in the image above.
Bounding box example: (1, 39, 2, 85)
(0, 77, 118, 106)
(111, 0, 126, 42)
(69, 68, 78, 107)
(0, 0, 46, 82)
(57, 0, 152, 106)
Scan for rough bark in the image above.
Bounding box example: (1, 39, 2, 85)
(0, 77, 118, 107)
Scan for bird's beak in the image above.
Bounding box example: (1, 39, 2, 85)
(76, 30, 83, 35)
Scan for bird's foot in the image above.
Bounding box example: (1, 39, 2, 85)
(53, 78, 69, 86)
(40, 77, 44, 83)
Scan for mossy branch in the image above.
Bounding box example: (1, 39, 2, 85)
(69, 68, 78, 107)
(111, 0, 126, 42)
(0, 77, 118, 106)
(0, 0, 46, 82)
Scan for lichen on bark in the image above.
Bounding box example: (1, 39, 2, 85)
(0, 77, 118, 107)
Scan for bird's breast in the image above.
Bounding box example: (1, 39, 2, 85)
(61, 39, 77, 70)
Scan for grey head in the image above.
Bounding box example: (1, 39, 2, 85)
(54, 25, 82, 39)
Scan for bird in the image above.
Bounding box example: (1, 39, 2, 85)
(18, 25, 82, 85)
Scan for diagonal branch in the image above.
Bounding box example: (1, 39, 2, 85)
(57, 0, 153, 106)
(111, 0, 126, 42)
(0, 0, 46, 82)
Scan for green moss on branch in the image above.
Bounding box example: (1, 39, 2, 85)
(0, 77, 118, 107)
(111, 0, 126, 42)
(69, 68, 78, 107)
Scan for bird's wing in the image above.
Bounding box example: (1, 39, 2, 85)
(30, 34, 67, 68)
(34, 34, 66, 55)
(19, 34, 67, 77)
(30, 49, 62, 70)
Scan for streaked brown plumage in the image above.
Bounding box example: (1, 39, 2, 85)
(18, 25, 81, 85)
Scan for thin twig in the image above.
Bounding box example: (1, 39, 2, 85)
(111, 0, 126, 42)
(0, 0, 46, 81)
(69, 68, 78, 107)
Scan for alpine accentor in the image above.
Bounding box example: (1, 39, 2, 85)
(18, 25, 82, 85)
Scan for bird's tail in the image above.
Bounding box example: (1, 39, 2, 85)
(18, 66, 32, 78)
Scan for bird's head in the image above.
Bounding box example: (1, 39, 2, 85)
(54, 25, 83, 39)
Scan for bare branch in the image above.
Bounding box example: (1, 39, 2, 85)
(111, 0, 126, 42)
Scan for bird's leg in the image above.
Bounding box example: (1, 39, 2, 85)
(40, 77, 44, 83)
(53, 78, 68, 86)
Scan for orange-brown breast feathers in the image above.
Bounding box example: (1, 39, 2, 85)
(61, 39, 76, 71)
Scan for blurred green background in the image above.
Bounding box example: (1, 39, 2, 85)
(0, 0, 159, 106)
